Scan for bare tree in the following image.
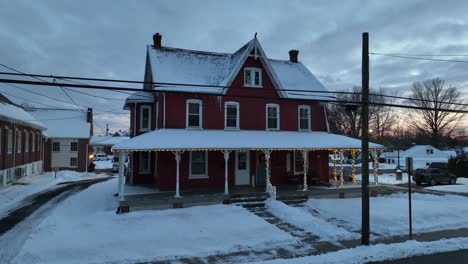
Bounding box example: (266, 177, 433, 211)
(407, 78, 466, 145)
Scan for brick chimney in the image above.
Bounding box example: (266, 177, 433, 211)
(87, 108, 94, 136)
(153, 33, 162, 49)
(289, 50, 299, 63)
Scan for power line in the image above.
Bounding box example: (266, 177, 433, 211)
(369, 53, 468, 63)
(370, 52, 468, 57)
(1, 77, 467, 114)
(0, 90, 57, 108)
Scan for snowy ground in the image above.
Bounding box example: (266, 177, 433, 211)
(0, 171, 110, 218)
(304, 193, 468, 236)
(425, 177, 468, 193)
(355, 172, 409, 185)
(10, 179, 297, 264)
(93, 160, 113, 169)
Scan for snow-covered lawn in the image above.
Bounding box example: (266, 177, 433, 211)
(266, 199, 358, 241)
(249, 237, 468, 264)
(93, 160, 113, 169)
(304, 193, 468, 236)
(0, 171, 109, 217)
(425, 177, 468, 193)
(11, 179, 297, 264)
(355, 173, 409, 185)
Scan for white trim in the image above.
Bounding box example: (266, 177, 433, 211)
(235, 151, 250, 185)
(24, 130, 29, 153)
(189, 151, 208, 179)
(224, 101, 240, 130)
(244, 67, 263, 88)
(293, 150, 305, 175)
(298, 105, 311, 131)
(16, 129, 22, 154)
(266, 103, 280, 130)
(186, 99, 203, 129)
(7, 128, 12, 154)
(155, 102, 159, 130)
(139, 105, 151, 132)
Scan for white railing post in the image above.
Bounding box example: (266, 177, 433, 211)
(339, 150, 344, 187)
(118, 151, 126, 201)
(301, 150, 309, 191)
(222, 150, 231, 195)
(173, 150, 183, 198)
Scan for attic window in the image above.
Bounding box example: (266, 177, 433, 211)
(244, 68, 262, 88)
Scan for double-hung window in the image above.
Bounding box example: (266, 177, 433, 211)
(140, 105, 151, 131)
(225, 102, 239, 129)
(7, 129, 12, 154)
(244, 68, 262, 87)
(17, 130, 22, 153)
(52, 142, 60, 152)
(266, 104, 280, 130)
(25, 131, 29, 153)
(186, 99, 202, 128)
(70, 141, 78, 152)
(298, 105, 311, 131)
(70, 157, 78, 167)
(31, 132, 35, 152)
(190, 151, 208, 179)
(294, 151, 305, 174)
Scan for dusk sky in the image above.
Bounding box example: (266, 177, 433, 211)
(1, 0, 467, 135)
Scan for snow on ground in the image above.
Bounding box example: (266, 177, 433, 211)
(425, 177, 468, 193)
(304, 193, 468, 236)
(265, 199, 358, 241)
(11, 179, 297, 264)
(125, 183, 160, 195)
(0, 171, 109, 218)
(248, 237, 468, 264)
(355, 173, 409, 185)
(93, 160, 112, 169)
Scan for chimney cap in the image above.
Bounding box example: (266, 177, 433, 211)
(288, 50, 299, 63)
(153, 33, 162, 49)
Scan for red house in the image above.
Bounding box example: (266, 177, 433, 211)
(113, 33, 381, 206)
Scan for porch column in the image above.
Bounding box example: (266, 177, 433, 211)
(173, 150, 183, 198)
(222, 150, 231, 195)
(339, 150, 344, 187)
(332, 149, 338, 184)
(372, 149, 379, 185)
(351, 149, 357, 184)
(263, 149, 276, 199)
(118, 151, 127, 201)
(301, 150, 309, 191)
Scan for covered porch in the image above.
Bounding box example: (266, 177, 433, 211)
(112, 129, 383, 212)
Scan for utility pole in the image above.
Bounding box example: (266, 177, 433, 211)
(106, 124, 109, 136)
(361, 32, 370, 245)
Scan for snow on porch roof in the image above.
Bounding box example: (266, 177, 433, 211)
(112, 129, 383, 152)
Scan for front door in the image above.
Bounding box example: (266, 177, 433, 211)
(235, 151, 250, 185)
(256, 152, 266, 186)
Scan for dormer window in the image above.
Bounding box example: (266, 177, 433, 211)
(140, 105, 151, 132)
(186, 99, 202, 129)
(244, 68, 262, 88)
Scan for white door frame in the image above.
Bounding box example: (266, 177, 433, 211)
(235, 151, 250, 185)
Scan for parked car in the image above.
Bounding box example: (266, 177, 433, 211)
(112, 155, 129, 173)
(93, 153, 109, 161)
(412, 164, 456, 186)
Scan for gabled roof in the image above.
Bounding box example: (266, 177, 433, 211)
(28, 109, 91, 139)
(0, 93, 46, 130)
(144, 37, 334, 101)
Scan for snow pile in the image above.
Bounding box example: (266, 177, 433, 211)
(266, 199, 358, 241)
(0, 171, 108, 217)
(305, 193, 468, 236)
(425, 177, 468, 193)
(355, 173, 409, 185)
(12, 179, 296, 264)
(248, 237, 468, 264)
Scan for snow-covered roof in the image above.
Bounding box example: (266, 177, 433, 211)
(124, 91, 153, 109)
(90, 136, 130, 146)
(0, 97, 46, 130)
(146, 38, 334, 101)
(401, 145, 449, 159)
(112, 129, 383, 151)
(28, 109, 91, 139)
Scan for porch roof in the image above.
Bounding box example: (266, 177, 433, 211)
(112, 129, 383, 152)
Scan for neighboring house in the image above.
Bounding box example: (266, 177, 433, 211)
(113, 33, 381, 195)
(0, 94, 46, 187)
(28, 108, 93, 172)
(388, 145, 450, 169)
(90, 136, 129, 155)
(443, 150, 458, 158)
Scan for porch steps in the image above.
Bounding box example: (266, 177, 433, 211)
(230, 193, 308, 208)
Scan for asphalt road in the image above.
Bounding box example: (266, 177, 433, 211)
(369, 249, 468, 263)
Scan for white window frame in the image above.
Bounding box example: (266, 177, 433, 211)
(298, 105, 311, 131)
(139, 152, 151, 174)
(189, 151, 208, 179)
(224, 101, 240, 129)
(70, 157, 78, 168)
(244, 67, 262, 88)
(294, 151, 305, 175)
(17, 129, 22, 153)
(186, 99, 203, 129)
(7, 128, 12, 154)
(70, 141, 78, 152)
(52, 141, 60, 152)
(266, 103, 280, 130)
(140, 105, 151, 132)
(25, 130, 29, 153)
(37, 132, 40, 151)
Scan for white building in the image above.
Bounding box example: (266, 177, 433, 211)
(388, 145, 450, 169)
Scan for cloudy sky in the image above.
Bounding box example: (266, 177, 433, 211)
(0, 0, 467, 135)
